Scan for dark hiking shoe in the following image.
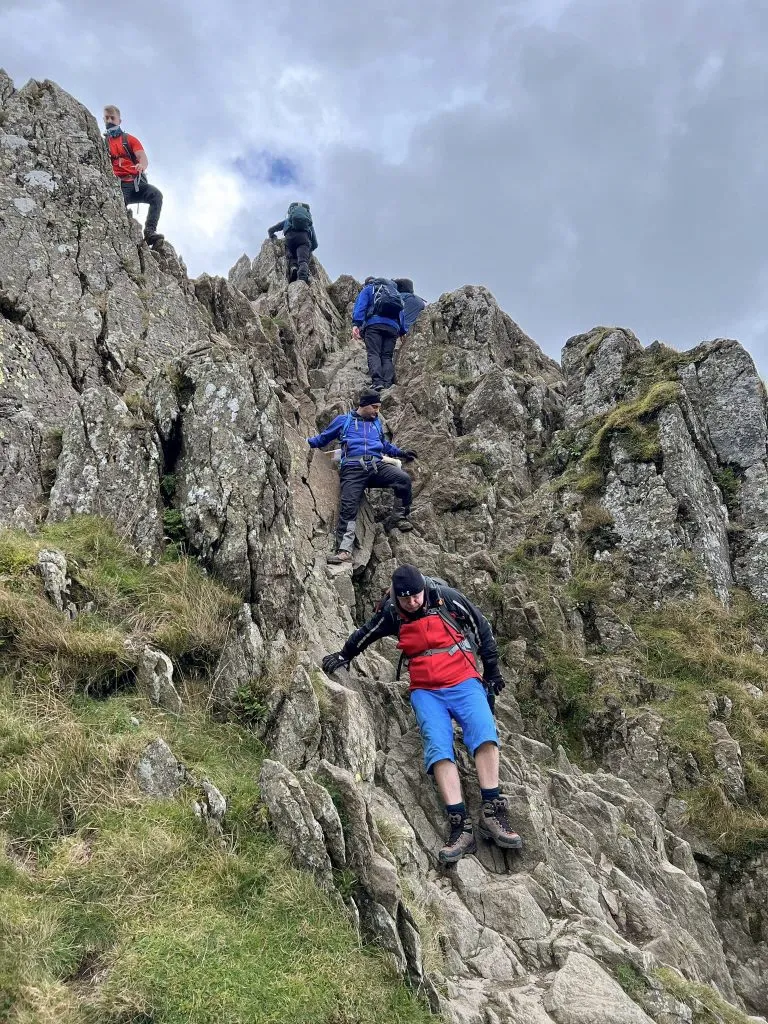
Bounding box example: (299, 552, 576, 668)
(144, 230, 164, 248)
(326, 550, 352, 565)
(385, 507, 413, 533)
(478, 796, 523, 850)
(438, 813, 476, 865)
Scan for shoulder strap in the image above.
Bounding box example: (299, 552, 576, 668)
(340, 412, 354, 456)
(119, 129, 136, 163)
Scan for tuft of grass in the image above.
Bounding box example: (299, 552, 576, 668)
(0, 518, 241, 692)
(576, 501, 614, 537)
(0, 531, 39, 577)
(613, 961, 648, 1001)
(574, 381, 679, 494)
(564, 556, 613, 607)
(634, 591, 768, 853)
(714, 467, 741, 515)
(655, 967, 757, 1024)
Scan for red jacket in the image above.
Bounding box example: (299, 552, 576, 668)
(398, 610, 479, 691)
(106, 131, 143, 182)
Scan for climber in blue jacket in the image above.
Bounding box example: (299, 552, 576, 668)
(308, 388, 417, 564)
(352, 279, 408, 392)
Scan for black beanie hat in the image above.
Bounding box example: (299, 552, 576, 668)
(394, 278, 414, 294)
(358, 388, 381, 407)
(392, 564, 426, 597)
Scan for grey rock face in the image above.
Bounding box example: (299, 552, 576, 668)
(259, 758, 334, 887)
(562, 327, 644, 427)
(36, 547, 70, 611)
(0, 76, 212, 528)
(48, 386, 164, 559)
(136, 737, 186, 798)
(170, 349, 298, 631)
(678, 340, 768, 602)
(544, 951, 655, 1024)
(137, 646, 182, 715)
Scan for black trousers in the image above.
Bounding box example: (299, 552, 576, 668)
(336, 459, 412, 552)
(285, 231, 311, 282)
(364, 324, 399, 388)
(121, 177, 163, 233)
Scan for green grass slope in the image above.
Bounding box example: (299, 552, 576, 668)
(0, 519, 433, 1024)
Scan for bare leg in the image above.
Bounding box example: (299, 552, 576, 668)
(474, 741, 499, 789)
(432, 759, 463, 805)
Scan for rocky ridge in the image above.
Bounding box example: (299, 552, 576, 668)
(2, 72, 768, 1023)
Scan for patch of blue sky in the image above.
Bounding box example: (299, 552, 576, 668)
(233, 150, 300, 187)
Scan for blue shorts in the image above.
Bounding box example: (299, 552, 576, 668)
(410, 677, 498, 774)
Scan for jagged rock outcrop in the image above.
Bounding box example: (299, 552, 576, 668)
(3, 72, 768, 1024)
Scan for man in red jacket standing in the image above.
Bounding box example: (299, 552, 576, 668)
(104, 105, 164, 247)
(322, 564, 522, 864)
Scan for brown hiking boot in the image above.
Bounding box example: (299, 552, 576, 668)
(478, 796, 523, 850)
(326, 550, 352, 565)
(438, 813, 477, 865)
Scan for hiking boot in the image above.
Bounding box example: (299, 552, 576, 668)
(326, 550, 352, 565)
(288, 265, 298, 283)
(144, 230, 164, 247)
(438, 813, 477, 865)
(385, 507, 413, 533)
(478, 796, 523, 850)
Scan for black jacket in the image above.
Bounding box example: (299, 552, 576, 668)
(268, 219, 318, 251)
(341, 578, 499, 673)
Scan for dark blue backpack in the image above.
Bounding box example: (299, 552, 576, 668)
(370, 279, 404, 320)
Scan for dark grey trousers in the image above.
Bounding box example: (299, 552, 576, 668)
(336, 459, 412, 552)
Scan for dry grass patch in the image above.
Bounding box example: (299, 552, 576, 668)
(0, 517, 241, 693)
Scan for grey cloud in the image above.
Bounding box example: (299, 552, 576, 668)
(2, 0, 766, 374)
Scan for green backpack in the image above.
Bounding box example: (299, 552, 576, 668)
(285, 202, 313, 232)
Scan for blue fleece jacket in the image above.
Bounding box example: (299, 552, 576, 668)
(401, 292, 426, 331)
(307, 412, 406, 463)
(352, 283, 407, 335)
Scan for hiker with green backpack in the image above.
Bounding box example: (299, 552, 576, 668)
(268, 202, 318, 283)
(307, 389, 417, 564)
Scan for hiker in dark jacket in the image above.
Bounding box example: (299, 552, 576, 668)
(352, 278, 407, 391)
(307, 389, 416, 564)
(322, 564, 521, 864)
(104, 105, 164, 247)
(268, 202, 318, 283)
(394, 278, 426, 332)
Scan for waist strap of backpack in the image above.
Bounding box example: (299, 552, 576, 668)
(409, 638, 473, 660)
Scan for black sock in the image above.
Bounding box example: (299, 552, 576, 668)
(445, 801, 467, 818)
(481, 786, 500, 803)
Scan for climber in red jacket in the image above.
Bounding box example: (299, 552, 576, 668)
(104, 105, 164, 247)
(322, 564, 522, 864)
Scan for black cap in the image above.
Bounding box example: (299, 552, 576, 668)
(394, 278, 414, 294)
(358, 388, 381, 407)
(392, 564, 426, 597)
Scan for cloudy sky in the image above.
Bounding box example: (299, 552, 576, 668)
(2, 0, 767, 376)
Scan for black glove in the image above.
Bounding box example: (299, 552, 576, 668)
(268, 231, 276, 239)
(483, 669, 506, 697)
(400, 450, 417, 462)
(322, 651, 350, 674)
